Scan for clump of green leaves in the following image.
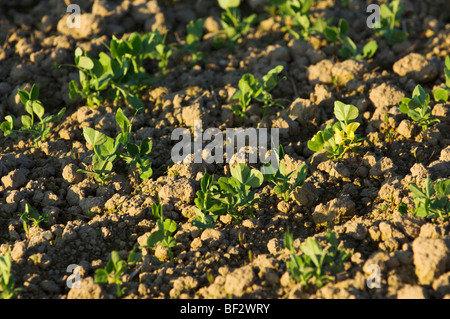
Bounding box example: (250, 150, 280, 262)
(194, 163, 263, 228)
(433, 56, 450, 103)
(115, 109, 153, 180)
(0, 250, 22, 299)
(263, 145, 308, 202)
(94, 249, 142, 297)
(308, 101, 362, 160)
(77, 127, 120, 186)
(376, 0, 408, 45)
(284, 229, 352, 288)
(231, 65, 285, 119)
(183, 18, 205, 66)
(216, 0, 258, 46)
(399, 84, 440, 131)
(269, 0, 329, 40)
(78, 109, 153, 185)
(193, 173, 227, 229)
(324, 19, 378, 60)
(399, 178, 449, 220)
(69, 31, 169, 112)
(21, 203, 49, 240)
(1, 84, 66, 148)
(140, 203, 177, 262)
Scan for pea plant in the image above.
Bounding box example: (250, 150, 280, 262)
(1, 84, 66, 148)
(231, 65, 285, 119)
(95, 249, 142, 298)
(376, 0, 408, 45)
(140, 203, 177, 262)
(399, 178, 449, 220)
(433, 56, 450, 103)
(193, 163, 263, 228)
(77, 127, 120, 186)
(284, 229, 352, 288)
(69, 31, 169, 112)
(20, 203, 49, 240)
(193, 173, 227, 229)
(115, 109, 153, 180)
(183, 18, 205, 66)
(324, 19, 378, 60)
(269, 0, 329, 40)
(216, 0, 258, 46)
(0, 250, 23, 299)
(399, 84, 440, 131)
(263, 145, 308, 202)
(308, 101, 362, 160)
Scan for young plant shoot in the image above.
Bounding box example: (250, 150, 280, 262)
(308, 101, 362, 160)
(399, 84, 440, 131)
(1, 84, 66, 148)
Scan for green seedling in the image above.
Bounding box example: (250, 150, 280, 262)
(69, 31, 168, 112)
(216, 0, 258, 46)
(264, 145, 308, 202)
(399, 84, 440, 131)
(284, 229, 352, 288)
(216, 163, 264, 223)
(193, 173, 227, 229)
(382, 113, 394, 145)
(193, 164, 263, 228)
(115, 109, 153, 180)
(433, 56, 450, 103)
(269, 0, 330, 40)
(20, 203, 49, 240)
(324, 19, 378, 60)
(140, 203, 177, 262)
(376, 0, 408, 45)
(1, 84, 66, 148)
(231, 65, 285, 118)
(0, 249, 22, 299)
(308, 101, 362, 160)
(77, 127, 121, 186)
(95, 251, 128, 297)
(183, 18, 205, 65)
(399, 178, 449, 220)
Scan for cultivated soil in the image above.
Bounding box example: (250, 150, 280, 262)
(0, 0, 449, 299)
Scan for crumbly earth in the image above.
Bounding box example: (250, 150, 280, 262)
(0, 0, 449, 299)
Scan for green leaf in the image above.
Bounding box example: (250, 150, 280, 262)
(126, 143, 139, 158)
(218, 0, 240, 10)
(78, 56, 94, 70)
(32, 100, 45, 120)
(115, 108, 131, 134)
(363, 40, 378, 58)
(94, 269, 109, 284)
(409, 183, 426, 199)
(334, 101, 359, 124)
(140, 138, 152, 155)
(18, 89, 30, 105)
(323, 27, 338, 42)
(262, 65, 284, 92)
(29, 84, 39, 100)
(307, 131, 325, 152)
(75, 47, 83, 58)
(21, 115, 33, 129)
(338, 19, 349, 34)
(83, 127, 108, 146)
(230, 163, 263, 188)
(433, 88, 449, 103)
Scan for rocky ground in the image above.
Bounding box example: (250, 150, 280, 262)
(0, 0, 449, 299)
